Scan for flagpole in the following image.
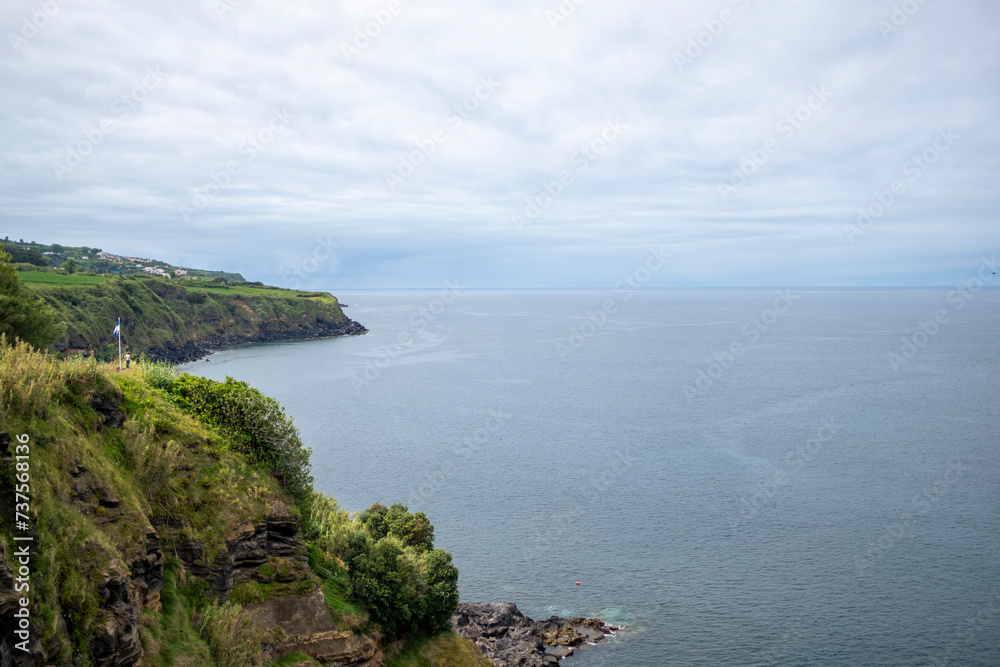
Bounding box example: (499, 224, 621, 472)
(118, 317, 122, 371)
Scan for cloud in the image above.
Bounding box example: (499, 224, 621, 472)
(1, 0, 998, 286)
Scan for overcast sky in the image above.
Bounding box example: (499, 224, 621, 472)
(1, 0, 997, 288)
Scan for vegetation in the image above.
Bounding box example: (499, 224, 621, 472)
(385, 632, 494, 667)
(0, 236, 243, 280)
(0, 245, 65, 349)
(19, 271, 348, 360)
(0, 339, 465, 664)
(170, 374, 313, 513)
(0, 341, 283, 662)
(0, 240, 473, 664)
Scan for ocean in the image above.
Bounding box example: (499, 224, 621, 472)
(180, 289, 1000, 666)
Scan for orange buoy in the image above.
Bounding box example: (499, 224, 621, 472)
(575, 582, 581, 585)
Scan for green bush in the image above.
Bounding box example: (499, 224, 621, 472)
(143, 360, 178, 392)
(0, 245, 65, 349)
(359, 503, 434, 551)
(342, 504, 458, 638)
(170, 375, 313, 512)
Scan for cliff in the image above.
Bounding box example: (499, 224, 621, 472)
(20, 273, 366, 363)
(0, 342, 386, 665)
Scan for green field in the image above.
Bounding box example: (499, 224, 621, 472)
(18, 270, 108, 286)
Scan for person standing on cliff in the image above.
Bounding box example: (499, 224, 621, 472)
(125, 352, 130, 369)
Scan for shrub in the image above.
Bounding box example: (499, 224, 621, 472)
(306, 492, 356, 559)
(170, 375, 313, 511)
(142, 361, 178, 392)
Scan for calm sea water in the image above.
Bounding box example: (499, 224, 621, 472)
(181, 290, 1000, 667)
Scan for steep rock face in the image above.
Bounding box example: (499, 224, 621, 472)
(173, 500, 309, 599)
(88, 561, 143, 667)
(0, 547, 48, 664)
(172, 503, 384, 667)
(248, 591, 383, 667)
(450, 602, 616, 667)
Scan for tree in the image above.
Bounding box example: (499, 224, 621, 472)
(0, 245, 65, 348)
(347, 503, 458, 637)
(63, 258, 77, 274)
(5, 246, 48, 266)
(359, 503, 434, 551)
(422, 548, 460, 631)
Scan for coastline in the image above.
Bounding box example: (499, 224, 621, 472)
(145, 317, 368, 364)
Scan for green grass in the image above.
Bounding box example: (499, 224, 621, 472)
(18, 270, 107, 286)
(139, 558, 214, 667)
(19, 273, 348, 358)
(384, 632, 494, 667)
(0, 341, 285, 661)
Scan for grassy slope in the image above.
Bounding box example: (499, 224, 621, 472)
(21, 273, 349, 358)
(0, 344, 489, 667)
(0, 342, 281, 663)
(18, 271, 108, 286)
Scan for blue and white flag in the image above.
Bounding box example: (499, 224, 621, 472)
(113, 319, 120, 336)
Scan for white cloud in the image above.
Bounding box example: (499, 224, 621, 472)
(1, 0, 998, 286)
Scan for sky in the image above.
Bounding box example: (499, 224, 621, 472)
(1, 0, 998, 288)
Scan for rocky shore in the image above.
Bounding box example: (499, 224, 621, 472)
(145, 317, 367, 364)
(450, 602, 618, 667)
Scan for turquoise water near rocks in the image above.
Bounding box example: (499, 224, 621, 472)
(182, 289, 1000, 666)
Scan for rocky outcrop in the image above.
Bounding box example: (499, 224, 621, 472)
(450, 602, 616, 667)
(247, 591, 383, 667)
(171, 500, 310, 598)
(146, 317, 368, 364)
(170, 502, 383, 667)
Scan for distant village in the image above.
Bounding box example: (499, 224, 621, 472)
(91, 250, 188, 277)
(6, 237, 243, 281)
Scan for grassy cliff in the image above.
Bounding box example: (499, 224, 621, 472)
(19, 271, 364, 362)
(0, 342, 488, 666)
